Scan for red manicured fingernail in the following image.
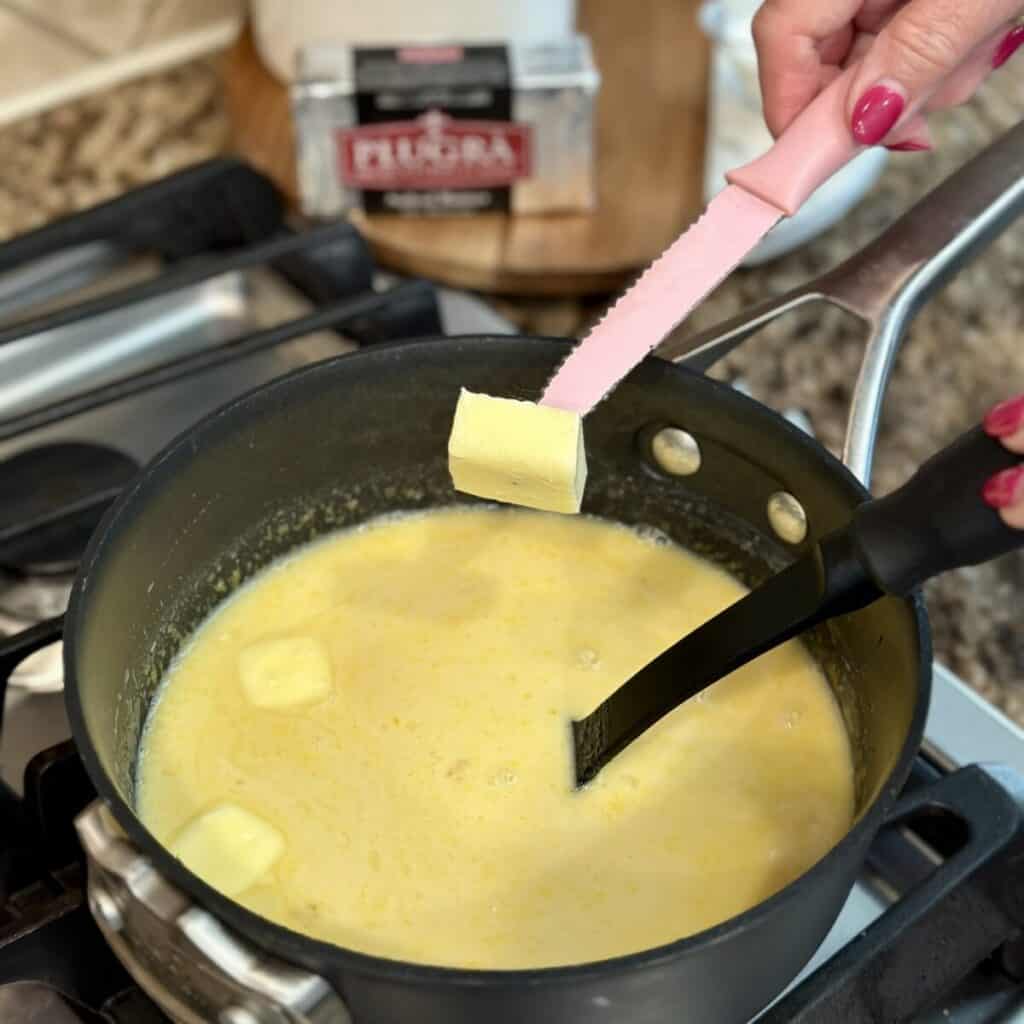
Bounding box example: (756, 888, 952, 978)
(983, 466, 1024, 509)
(984, 394, 1024, 437)
(887, 140, 931, 152)
(993, 25, 1024, 69)
(851, 84, 905, 145)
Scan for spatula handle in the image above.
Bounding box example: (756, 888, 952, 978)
(850, 425, 1022, 596)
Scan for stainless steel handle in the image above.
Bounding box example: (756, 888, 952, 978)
(660, 120, 1024, 487)
(835, 120, 1024, 482)
(815, 120, 1024, 323)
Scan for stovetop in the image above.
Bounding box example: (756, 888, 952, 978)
(1, 159, 1023, 1023)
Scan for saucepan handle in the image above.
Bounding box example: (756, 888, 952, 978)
(837, 120, 1024, 484)
(849, 425, 1022, 596)
(760, 762, 1024, 1023)
(661, 120, 1024, 488)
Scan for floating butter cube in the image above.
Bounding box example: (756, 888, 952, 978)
(447, 389, 588, 515)
(171, 803, 284, 897)
(239, 635, 332, 709)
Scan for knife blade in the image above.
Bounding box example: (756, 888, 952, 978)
(540, 65, 865, 415)
(542, 186, 782, 413)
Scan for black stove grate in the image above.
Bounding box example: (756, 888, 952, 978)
(0, 739, 161, 1020)
(0, 159, 443, 578)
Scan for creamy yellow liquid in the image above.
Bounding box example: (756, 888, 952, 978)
(137, 508, 854, 969)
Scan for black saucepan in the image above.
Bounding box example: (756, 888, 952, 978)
(61, 123, 1024, 1024)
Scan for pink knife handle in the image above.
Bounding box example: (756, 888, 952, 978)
(727, 65, 863, 216)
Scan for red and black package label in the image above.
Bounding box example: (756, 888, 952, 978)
(336, 45, 533, 214)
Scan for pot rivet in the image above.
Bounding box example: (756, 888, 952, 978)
(220, 1008, 263, 1024)
(89, 886, 124, 932)
(767, 492, 808, 545)
(651, 428, 701, 477)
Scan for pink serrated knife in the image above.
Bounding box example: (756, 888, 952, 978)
(541, 66, 868, 413)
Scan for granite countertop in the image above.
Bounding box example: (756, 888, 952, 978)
(0, 59, 1020, 721)
(0, 62, 227, 238)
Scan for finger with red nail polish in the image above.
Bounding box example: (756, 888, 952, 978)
(927, 26, 1018, 108)
(850, 81, 906, 145)
(1006, 494, 1024, 530)
(842, 1, 1024, 147)
(887, 139, 932, 152)
(994, 24, 1024, 68)
(885, 115, 934, 153)
(983, 465, 1024, 529)
(983, 393, 1024, 529)
(984, 394, 1024, 454)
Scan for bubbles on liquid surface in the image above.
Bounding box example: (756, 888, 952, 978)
(575, 648, 601, 670)
(488, 767, 519, 787)
(633, 524, 672, 547)
(782, 709, 802, 730)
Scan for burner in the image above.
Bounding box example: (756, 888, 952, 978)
(0, 443, 133, 693)
(0, 573, 72, 622)
(0, 572, 70, 693)
(0, 982, 106, 1022)
(0, 442, 139, 576)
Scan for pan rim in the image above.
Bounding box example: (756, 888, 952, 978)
(64, 333, 931, 988)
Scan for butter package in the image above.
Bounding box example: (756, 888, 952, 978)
(292, 37, 599, 217)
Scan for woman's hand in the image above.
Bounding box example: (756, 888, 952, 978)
(753, 0, 1024, 150)
(983, 395, 1024, 529)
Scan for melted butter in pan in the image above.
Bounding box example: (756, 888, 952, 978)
(137, 507, 853, 969)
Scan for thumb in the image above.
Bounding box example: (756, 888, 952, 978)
(845, 0, 1023, 145)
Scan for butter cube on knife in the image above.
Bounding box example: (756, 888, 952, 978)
(447, 389, 587, 514)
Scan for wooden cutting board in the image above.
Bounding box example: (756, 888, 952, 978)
(222, 0, 710, 297)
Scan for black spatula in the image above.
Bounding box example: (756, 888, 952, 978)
(571, 422, 1023, 788)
